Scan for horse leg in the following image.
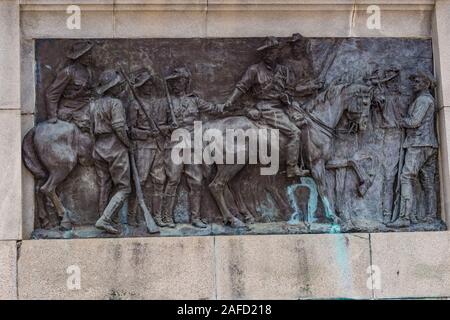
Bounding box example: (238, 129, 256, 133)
(310, 159, 341, 225)
(209, 164, 247, 228)
(40, 166, 74, 229)
(34, 178, 53, 228)
(227, 183, 255, 224)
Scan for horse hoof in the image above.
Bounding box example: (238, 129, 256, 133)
(331, 216, 341, 225)
(243, 214, 256, 224)
(226, 217, 247, 229)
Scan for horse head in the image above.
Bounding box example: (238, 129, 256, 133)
(342, 83, 372, 131)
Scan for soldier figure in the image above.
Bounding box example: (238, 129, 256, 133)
(285, 33, 323, 105)
(127, 68, 171, 227)
(221, 37, 308, 178)
(366, 64, 410, 223)
(388, 70, 438, 228)
(163, 67, 219, 229)
(46, 41, 94, 131)
(91, 69, 132, 234)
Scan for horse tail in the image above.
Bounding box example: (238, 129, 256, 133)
(22, 127, 47, 179)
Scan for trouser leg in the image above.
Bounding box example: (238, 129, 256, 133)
(163, 152, 183, 227)
(399, 148, 426, 224)
(420, 149, 438, 221)
(185, 164, 207, 228)
(94, 156, 113, 217)
(95, 146, 131, 234)
(261, 108, 302, 177)
(150, 149, 167, 225)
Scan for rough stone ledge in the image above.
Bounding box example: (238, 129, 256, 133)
(18, 0, 435, 11)
(7, 231, 450, 299)
(0, 241, 18, 300)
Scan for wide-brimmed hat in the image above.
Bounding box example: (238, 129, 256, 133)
(129, 68, 152, 88)
(288, 33, 306, 44)
(96, 69, 124, 95)
(409, 69, 436, 88)
(256, 37, 280, 52)
(66, 41, 94, 60)
(165, 67, 191, 81)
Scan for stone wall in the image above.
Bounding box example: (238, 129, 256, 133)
(1, 0, 450, 299)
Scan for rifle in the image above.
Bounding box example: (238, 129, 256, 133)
(118, 66, 160, 135)
(130, 151, 159, 234)
(160, 71, 179, 128)
(391, 128, 406, 222)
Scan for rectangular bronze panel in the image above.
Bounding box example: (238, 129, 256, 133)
(25, 37, 444, 238)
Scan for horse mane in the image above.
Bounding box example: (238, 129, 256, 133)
(307, 82, 348, 111)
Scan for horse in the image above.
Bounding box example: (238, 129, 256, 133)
(22, 120, 94, 229)
(203, 81, 372, 228)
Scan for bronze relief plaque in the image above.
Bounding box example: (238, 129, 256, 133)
(24, 37, 445, 239)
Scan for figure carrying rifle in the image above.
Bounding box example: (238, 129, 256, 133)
(126, 68, 173, 228)
(162, 67, 221, 229)
(387, 70, 438, 228)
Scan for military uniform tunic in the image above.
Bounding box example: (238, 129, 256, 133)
(46, 62, 93, 128)
(400, 92, 438, 220)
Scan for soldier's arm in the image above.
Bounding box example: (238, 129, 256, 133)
(128, 101, 151, 140)
(197, 96, 220, 114)
(45, 67, 72, 121)
(224, 67, 255, 109)
(111, 100, 132, 149)
(402, 99, 431, 128)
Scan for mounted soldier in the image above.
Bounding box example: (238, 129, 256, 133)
(221, 37, 308, 178)
(45, 41, 95, 132)
(285, 33, 323, 105)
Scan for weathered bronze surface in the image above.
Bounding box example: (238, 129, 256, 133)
(23, 37, 446, 239)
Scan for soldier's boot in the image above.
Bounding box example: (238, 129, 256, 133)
(286, 129, 308, 178)
(152, 194, 168, 227)
(127, 195, 139, 227)
(190, 192, 208, 229)
(95, 191, 127, 234)
(423, 179, 437, 223)
(162, 194, 176, 228)
(127, 211, 139, 227)
(386, 182, 412, 228)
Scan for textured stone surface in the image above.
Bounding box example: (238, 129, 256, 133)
(18, 237, 215, 299)
(114, 10, 207, 38)
(0, 241, 17, 300)
(0, 0, 20, 108)
(0, 110, 22, 240)
(215, 234, 372, 299)
(205, 5, 431, 38)
(21, 114, 35, 240)
(438, 108, 450, 224)
(20, 39, 35, 115)
(20, 9, 114, 39)
(371, 231, 450, 299)
(433, 0, 450, 107)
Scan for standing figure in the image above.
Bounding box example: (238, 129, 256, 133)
(388, 70, 438, 228)
(127, 68, 170, 227)
(91, 69, 132, 234)
(163, 67, 219, 229)
(285, 33, 323, 105)
(367, 65, 409, 223)
(45, 41, 95, 131)
(221, 37, 308, 178)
